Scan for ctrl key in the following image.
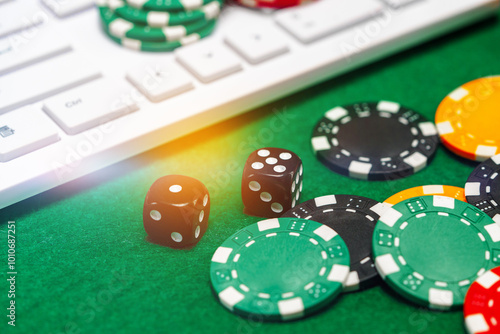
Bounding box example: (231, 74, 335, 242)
(0, 106, 60, 162)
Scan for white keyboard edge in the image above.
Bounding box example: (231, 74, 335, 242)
(0, 0, 498, 209)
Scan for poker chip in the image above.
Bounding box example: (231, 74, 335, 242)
(103, 21, 216, 51)
(464, 266, 500, 334)
(373, 195, 500, 310)
(210, 218, 350, 321)
(281, 195, 389, 292)
(311, 101, 439, 181)
(384, 185, 466, 206)
(435, 76, 500, 161)
(125, 0, 215, 11)
(99, 6, 215, 42)
(235, 0, 314, 9)
(465, 154, 500, 221)
(113, 0, 221, 27)
(97, 0, 220, 51)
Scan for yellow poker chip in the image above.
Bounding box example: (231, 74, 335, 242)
(435, 76, 500, 161)
(384, 185, 466, 206)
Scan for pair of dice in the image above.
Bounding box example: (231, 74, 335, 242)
(142, 148, 303, 249)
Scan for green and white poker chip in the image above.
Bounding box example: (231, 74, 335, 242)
(102, 19, 216, 51)
(373, 195, 500, 310)
(125, 0, 218, 12)
(210, 218, 350, 321)
(98, 0, 221, 27)
(98, 6, 214, 42)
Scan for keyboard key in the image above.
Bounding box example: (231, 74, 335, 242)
(43, 79, 139, 135)
(0, 53, 102, 114)
(274, 0, 384, 43)
(0, 32, 72, 75)
(42, 0, 94, 17)
(0, 106, 60, 162)
(224, 25, 289, 65)
(175, 42, 242, 83)
(126, 62, 194, 102)
(0, 2, 46, 38)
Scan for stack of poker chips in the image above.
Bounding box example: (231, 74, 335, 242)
(96, 0, 222, 52)
(234, 0, 316, 9)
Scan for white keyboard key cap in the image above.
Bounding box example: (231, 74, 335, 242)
(175, 42, 242, 83)
(43, 79, 139, 135)
(42, 0, 94, 17)
(275, 0, 384, 43)
(0, 3, 46, 38)
(126, 62, 194, 102)
(224, 25, 289, 64)
(0, 33, 71, 75)
(0, 53, 102, 113)
(0, 106, 60, 162)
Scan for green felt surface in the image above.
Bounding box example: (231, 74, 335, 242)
(2, 10, 500, 334)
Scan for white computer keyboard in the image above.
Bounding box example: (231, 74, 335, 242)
(0, 0, 498, 210)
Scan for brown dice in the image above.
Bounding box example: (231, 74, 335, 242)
(241, 148, 303, 217)
(143, 175, 210, 249)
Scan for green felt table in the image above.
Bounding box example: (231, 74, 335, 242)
(2, 10, 500, 334)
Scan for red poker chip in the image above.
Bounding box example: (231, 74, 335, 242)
(235, 0, 315, 9)
(464, 266, 500, 334)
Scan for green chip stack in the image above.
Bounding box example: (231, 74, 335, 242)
(96, 0, 222, 52)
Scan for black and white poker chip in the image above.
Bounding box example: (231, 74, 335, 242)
(281, 194, 389, 292)
(311, 101, 439, 181)
(465, 153, 500, 221)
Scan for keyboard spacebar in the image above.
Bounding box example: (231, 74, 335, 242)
(0, 53, 101, 114)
